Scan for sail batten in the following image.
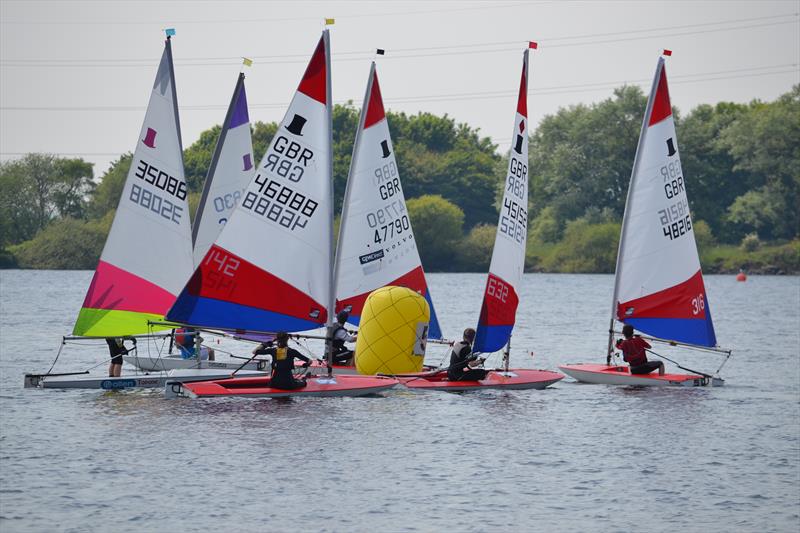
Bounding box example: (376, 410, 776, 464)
(73, 38, 193, 337)
(612, 58, 717, 348)
(474, 50, 530, 353)
(333, 62, 442, 339)
(166, 32, 333, 333)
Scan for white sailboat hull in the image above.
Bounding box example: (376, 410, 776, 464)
(559, 364, 722, 387)
(123, 354, 265, 372)
(24, 368, 267, 390)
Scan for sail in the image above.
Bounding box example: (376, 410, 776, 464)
(192, 72, 255, 265)
(473, 50, 529, 353)
(73, 38, 193, 337)
(612, 57, 716, 347)
(167, 32, 333, 333)
(333, 63, 442, 339)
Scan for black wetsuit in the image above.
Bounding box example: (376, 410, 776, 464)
(255, 345, 310, 390)
(331, 324, 354, 365)
(105, 338, 130, 365)
(447, 341, 488, 381)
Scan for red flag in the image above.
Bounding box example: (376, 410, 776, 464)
(663, 49, 673, 56)
(529, 41, 538, 49)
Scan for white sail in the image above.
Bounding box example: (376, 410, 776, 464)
(610, 57, 716, 348)
(74, 37, 193, 337)
(167, 31, 333, 333)
(333, 63, 442, 339)
(473, 49, 530, 353)
(192, 73, 255, 265)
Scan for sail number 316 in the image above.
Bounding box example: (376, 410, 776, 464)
(691, 294, 705, 315)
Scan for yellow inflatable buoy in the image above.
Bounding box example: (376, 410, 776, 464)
(355, 286, 430, 375)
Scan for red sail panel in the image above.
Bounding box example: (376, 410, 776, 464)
(187, 245, 327, 323)
(363, 69, 386, 128)
(648, 64, 672, 126)
(297, 36, 327, 104)
(617, 269, 708, 320)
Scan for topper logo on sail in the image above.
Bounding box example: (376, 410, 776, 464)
(514, 119, 525, 154)
(143, 127, 157, 148)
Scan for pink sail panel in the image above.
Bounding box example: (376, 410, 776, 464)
(81, 260, 176, 315)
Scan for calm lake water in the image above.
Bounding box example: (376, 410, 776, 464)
(1, 270, 798, 532)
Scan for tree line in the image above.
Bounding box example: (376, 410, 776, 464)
(1, 85, 797, 273)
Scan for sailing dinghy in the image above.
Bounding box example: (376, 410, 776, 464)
(164, 31, 399, 398)
(403, 47, 563, 391)
(123, 70, 259, 372)
(559, 54, 730, 387)
(334, 61, 442, 339)
(24, 35, 267, 389)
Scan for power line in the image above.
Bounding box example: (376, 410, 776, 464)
(1, 13, 797, 67)
(2, 63, 795, 112)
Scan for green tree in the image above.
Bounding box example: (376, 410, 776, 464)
(678, 102, 751, 241)
(88, 154, 132, 218)
(457, 223, 496, 271)
(407, 195, 464, 271)
(718, 86, 800, 240)
(9, 214, 112, 269)
(0, 154, 94, 245)
(529, 86, 646, 229)
(543, 219, 620, 273)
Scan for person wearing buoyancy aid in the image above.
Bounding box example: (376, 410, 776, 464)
(615, 324, 665, 375)
(447, 328, 488, 381)
(331, 311, 357, 365)
(254, 331, 310, 389)
(174, 328, 215, 361)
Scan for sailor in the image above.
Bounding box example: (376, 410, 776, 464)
(105, 337, 134, 377)
(254, 331, 310, 389)
(615, 324, 665, 375)
(447, 328, 487, 381)
(174, 327, 215, 361)
(331, 311, 357, 365)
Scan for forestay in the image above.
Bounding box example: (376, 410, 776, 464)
(333, 63, 442, 339)
(73, 38, 193, 337)
(611, 57, 716, 347)
(473, 50, 530, 353)
(192, 72, 255, 265)
(167, 32, 333, 333)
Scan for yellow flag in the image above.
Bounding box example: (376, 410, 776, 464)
(325, 18, 335, 25)
(242, 57, 253, 67)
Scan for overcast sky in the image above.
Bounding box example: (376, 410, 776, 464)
(1, 0, 798, 177)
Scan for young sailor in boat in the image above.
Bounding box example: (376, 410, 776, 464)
(105, 337, 134, 377)
(615, 325, 665, 376)
(174, 328, 215, 361)
(253, 332, 311, 390)
(447, 328, 488, 381)
(332, 311, 357, 365)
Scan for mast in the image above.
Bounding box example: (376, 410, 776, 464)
(322, 29, 336, 375)
(606, 56, 664, 362)
(192, 72, 245, 248)
(332, 61, 373, 311)
(165, 35, 186, 189)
